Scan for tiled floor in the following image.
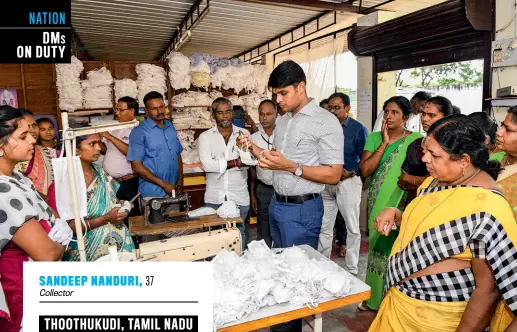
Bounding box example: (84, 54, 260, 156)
(250, 226, 376, 332)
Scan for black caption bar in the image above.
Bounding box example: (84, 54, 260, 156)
(39, 316, 198, 332)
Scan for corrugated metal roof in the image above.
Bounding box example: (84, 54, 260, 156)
(72, 0, 323, 60)
(71, 0, 447, 61)
(72, 0, 193, 61)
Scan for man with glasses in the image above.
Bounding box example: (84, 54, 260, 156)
(127, 91, 183, 199)
(319, 92, 367, 275)
(100, 96, 141, 216)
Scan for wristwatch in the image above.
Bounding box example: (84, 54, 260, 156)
(294, 163, 303, 177)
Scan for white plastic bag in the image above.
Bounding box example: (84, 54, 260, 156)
(51, 139, 88, 220)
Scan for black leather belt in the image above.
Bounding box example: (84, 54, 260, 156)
(274, 192, 320, 204)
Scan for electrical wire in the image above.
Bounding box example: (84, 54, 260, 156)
(496, 6, 517, 33)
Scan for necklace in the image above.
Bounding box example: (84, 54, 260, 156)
(399, 168, 481, 250)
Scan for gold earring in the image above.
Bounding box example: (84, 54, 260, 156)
(462, 167, 466, 177)
(0, 151, 3, 157)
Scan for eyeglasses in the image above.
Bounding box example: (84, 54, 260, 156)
(115, 107, 129, 113)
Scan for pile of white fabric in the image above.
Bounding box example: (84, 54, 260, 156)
(136, 64, 167, 106)
(213, 241, 351, 328)
(172, 91, 222, 107)
(82, 67, 113, 109)
(229, 93, 267, 124)
(178, 129, 200, 164)
(114, 79, 138, 101)
(167, 52, 191, 90)
(210, 63, 268, 94)
(172, 107, 214, 130)
(55, 55, 84, 111)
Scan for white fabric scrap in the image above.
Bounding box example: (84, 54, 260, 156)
(55, 55, 83, 111)
(212, 241, 351, 328)
(114, 79, 138, 101)
(216, 201, 240, 219)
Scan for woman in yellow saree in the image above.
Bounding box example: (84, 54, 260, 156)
(489, 106, 517, 331)
(369, 115, 517, 331)
(359, 96, 423, 311)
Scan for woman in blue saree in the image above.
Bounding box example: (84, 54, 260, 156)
(48, 129, 134, 261)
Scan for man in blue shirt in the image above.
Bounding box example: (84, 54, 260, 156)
(318, 92, 368, 275)
(127, 91, 183, 198)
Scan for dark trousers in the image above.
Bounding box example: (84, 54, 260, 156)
(115, 176, 141, 217)
(269, 194, 323, 332)
(255, 182, 273, 247)
(335, 211, 348, 246)
(269, 195, 323, 250)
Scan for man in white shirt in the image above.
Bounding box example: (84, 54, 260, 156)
(100, 96, 139, 216)
(250, 99, 276, 247)
(198, 97, 253, 250)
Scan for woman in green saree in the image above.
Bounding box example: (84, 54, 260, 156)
(358, 96, 423, 311)
(48, 129, 135, 261)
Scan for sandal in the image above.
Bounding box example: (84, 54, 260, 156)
(357, 301, 370, 311)
(338, 245, 347, 258)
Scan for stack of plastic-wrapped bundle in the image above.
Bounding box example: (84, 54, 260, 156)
(55, 55, 84, 111)
(189, 52, 211, 88)
(114, 79, 138, 101)
(136, 64, 167, 106)
(171, 91, 222, 130)
(82, 67, 113, 109)
(166, 52, 191, 90)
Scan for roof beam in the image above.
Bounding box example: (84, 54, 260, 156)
(71, 27, 93, 60)
(157, 0, 210, 60)
(235, 0, 358, 13)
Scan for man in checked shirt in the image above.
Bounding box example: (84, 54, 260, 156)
(238, 60, 344, 332)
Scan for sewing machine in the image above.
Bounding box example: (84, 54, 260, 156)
(129, 208, 244, 261)
(141, 193, 191, 225)
(135, 222, 242, 261)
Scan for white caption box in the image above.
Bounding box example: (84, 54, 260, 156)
(23, 262, 213, 332)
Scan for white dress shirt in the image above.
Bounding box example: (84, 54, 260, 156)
(198, 125, 253, 206)
(250, 127, 275, 186)
(102, 127, 133, 178)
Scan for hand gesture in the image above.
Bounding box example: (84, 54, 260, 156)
(162, 183, 176, 196)
(258, 150, 291, 171)
(104, 207, 128, 225)
(341, 169, 356, 181)
(374, 208, 399, 236)
(381, 119, 390, 144)
(237, 133, 253, 152)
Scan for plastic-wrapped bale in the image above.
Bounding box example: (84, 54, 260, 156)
(172, 91, 222, 107)
(167, 52, 191, 90)
(190, 60, 211, 88)
(55, 55, 84, 111)
(136, 64, 167, 106)
(172, 107, 214, 130)
(82, 67, 113, 109)
(178, 129, 200, 164)
(86, 67, 113, 86)
(253, 65, 269, 93)
(114, 79, 138, 101)
(241, 93, 268, 124)
(82, 81, 113, 109)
